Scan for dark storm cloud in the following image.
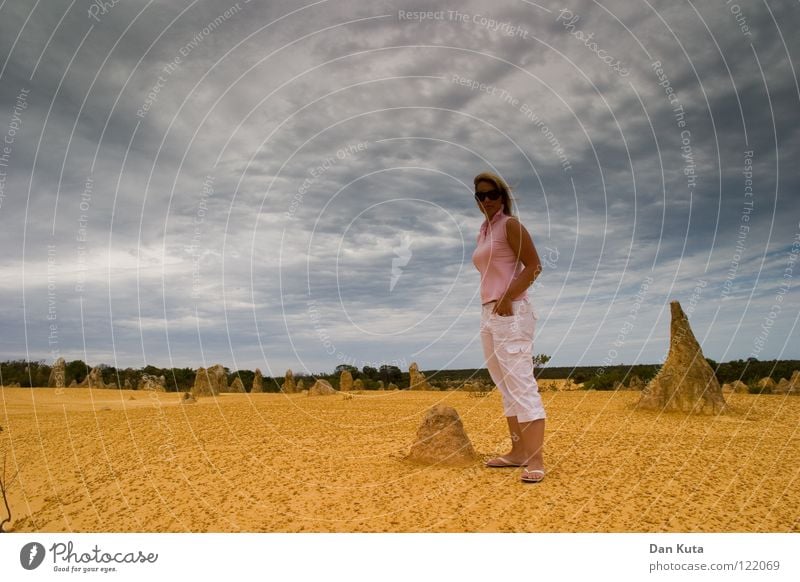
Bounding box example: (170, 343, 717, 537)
(1, 0, 798, 373)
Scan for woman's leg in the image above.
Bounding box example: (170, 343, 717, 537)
(481, 309, 528, 464)
(491, 306, 546, 474)
(504, 415, 526, 459)
(504, 415, 545, 469)
(518, 419, 545, 471)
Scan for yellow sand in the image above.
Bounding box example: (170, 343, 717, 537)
(1, 386, 798, 532)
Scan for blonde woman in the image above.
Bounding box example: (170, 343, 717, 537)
(471, 172, 546, 483)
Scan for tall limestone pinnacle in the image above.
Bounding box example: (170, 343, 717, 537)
(637, 301, 728, 414)
(192, 364, 226, 398)
(251, 369, 264, 393)
(339, 369, 353, 392)
(283, 369, 296, 393)
(408, 362, 433, 391)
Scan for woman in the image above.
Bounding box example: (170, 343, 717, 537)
(471, 172, 546, 483)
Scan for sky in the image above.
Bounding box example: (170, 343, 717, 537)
(0, 0, 798, 376)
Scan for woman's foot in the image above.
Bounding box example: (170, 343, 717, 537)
(485, 453, 528, 468)
(521, 464, 546, 483)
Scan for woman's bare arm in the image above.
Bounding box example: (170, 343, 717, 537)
(492, 217, 542, 315)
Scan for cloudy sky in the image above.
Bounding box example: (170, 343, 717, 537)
(0, 0, 798, 376)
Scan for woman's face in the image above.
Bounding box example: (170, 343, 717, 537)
(475, 180, 504, 218)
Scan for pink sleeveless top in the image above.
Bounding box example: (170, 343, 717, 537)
(472, 211, 529, 304)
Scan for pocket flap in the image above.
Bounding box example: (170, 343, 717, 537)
(503, 340, 532, 354)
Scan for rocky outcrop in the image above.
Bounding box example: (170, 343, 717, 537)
(251, 369, 264, 393)
(226, 377, 246, 393)
(339, 370, 353, 392)
(409, 362, 433, 391)
(139, 374, 166, 392)
(48, 357, 66, 388)
(283, 369, 296, 393)
(90, 367, 106, 388)
(406, 405, 478, 466)
(637, 301, 727, 414)
(192, 364, 226, 398)
(774, 371, 800, 395)
(757, 377, 776, 391)
(722, 380, 748, 394)
(308, 379, 336, 396)
(79, 367, 107, 389)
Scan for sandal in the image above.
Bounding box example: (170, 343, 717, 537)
(485, 456, 527, 468)
(520, 468, 546, 483)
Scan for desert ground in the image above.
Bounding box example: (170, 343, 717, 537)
(1, 385, 798, 533)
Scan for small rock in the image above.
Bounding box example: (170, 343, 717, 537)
(226, 376, 246, 393)
(308, 379, 336, 396)
(139, 373, 166, 392)
(757, 377, 776, 391)
(774, 371, 800, 395)
(80, 367, 107, 389)
(406, 404, 478, 466)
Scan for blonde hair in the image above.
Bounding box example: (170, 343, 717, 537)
(473, 172, 516, 216)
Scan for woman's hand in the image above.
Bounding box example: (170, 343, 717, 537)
(492, 295, 514, 316)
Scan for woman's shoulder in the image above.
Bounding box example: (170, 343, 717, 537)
(490, 212, 515, 224)
(484, 213, 524, 239)
(501, 214, 524, 229)
(503, 215, 530, 237)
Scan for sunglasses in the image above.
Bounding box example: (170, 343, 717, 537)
(474, 189, 503, 202)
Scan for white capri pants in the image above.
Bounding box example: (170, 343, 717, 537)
(480, 298, 546, 422)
